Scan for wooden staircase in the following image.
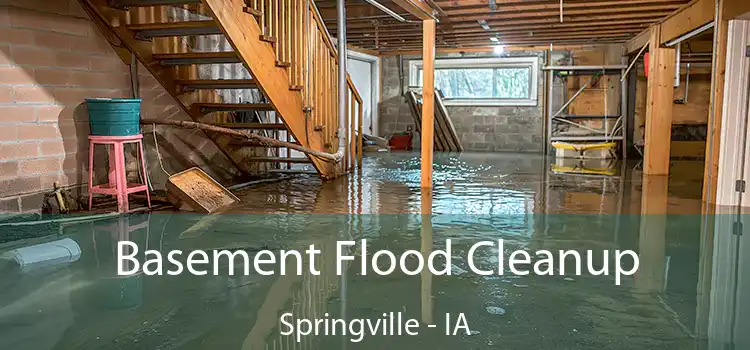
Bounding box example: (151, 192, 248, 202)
(79, 0, 363, 179)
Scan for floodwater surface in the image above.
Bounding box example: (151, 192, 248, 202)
(0, 152, 746, 350)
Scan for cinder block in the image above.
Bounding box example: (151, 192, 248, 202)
(473, 124, 493, 133)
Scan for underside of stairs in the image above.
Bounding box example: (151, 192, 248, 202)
(78, 0, 363, 179)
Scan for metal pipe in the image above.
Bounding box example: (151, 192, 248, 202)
(665, 22, 714, 47)
(337, 0, 347, 158)
(675, 42, 681, 87)
(362, 0, 408, 22)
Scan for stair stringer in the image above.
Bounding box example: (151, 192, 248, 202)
(80, 0, 273, 176)
(199, 0, 339, 179)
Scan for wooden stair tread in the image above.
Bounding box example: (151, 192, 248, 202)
(194, 103, 275, 112)
(211, 123, 286, 129)
(248, 157, 311, 163)
(177, 79, 258, 89)
(153, 52, 240, 65)
(128, 20, 222, 38)
(110, 0, 201, 7)
(243, 7, 262, 17)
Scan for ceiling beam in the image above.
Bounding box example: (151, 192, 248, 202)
(626, 0, 715, 53)
(377, 43, 596, 56)
(348, 26, 646, 40)
(391, 0, 438, 20)
(440, 0, 685, 16)
(626, 26, 651, 53)
(341, 19, 652, 34)
(659, 0, 714, 44)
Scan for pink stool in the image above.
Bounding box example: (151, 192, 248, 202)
(88, 134, 151, 213)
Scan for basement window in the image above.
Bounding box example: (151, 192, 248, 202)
(408, 57, 539, 106)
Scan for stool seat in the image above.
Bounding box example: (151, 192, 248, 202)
(88, 134, 151, 213)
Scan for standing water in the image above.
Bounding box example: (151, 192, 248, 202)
(0, 152, 744, 349)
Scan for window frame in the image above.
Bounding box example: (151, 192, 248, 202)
(408, 56, 540, 107)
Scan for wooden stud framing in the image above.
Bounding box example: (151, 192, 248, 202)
(643, 25, 676, 175)
(703, 1, 728, 203)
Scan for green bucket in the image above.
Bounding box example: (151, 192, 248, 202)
(86, 98, 141, 136)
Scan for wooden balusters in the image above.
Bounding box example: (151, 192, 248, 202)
(279, 0, 286, 64)
(258, 0, 266, 35)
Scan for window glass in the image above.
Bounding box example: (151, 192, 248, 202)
(418, 67, 531, 99)
(495, 67, 530, 99)
(409, 57, 538, 106)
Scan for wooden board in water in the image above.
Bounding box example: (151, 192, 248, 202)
(166, 167, 239, 213)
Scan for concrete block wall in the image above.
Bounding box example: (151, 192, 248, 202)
(378, 51, 546, 153)
(0, 4, 239, 213)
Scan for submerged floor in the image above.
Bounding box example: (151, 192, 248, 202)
(0, 152, 746, 349)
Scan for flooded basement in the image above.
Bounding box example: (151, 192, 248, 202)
(0, 152, 746, 349)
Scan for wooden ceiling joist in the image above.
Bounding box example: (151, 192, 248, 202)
(314, 0, 694, 54)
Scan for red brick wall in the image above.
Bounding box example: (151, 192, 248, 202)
(0, 4, 238, 213)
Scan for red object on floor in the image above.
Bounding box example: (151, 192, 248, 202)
(88, 134, 151, 213)
(644, 52, 650, 78)
(389, 132, 413, 150)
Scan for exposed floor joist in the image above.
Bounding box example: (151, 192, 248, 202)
(315, 0, 692, 53)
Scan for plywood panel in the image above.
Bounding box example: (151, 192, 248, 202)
(672, 76, 711, 124)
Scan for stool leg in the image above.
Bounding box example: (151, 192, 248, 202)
(114, 142, 128, 213)
(88, 139, 94, 211)
(108, 144, 117, 188)
(138, 140, 151, 209)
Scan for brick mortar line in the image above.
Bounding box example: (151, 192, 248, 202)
(0, 182, 88, 201)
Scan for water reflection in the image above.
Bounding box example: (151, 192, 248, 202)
(0, 152, 745, 349)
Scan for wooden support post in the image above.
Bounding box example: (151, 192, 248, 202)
(703, 4, 729, 204)
(636, 174, 668, 293)
(643, 25, 676, 175)
(420, 190, 433, 325)
(421, 19, 436, 189)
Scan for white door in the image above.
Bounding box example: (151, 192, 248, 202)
(347, 58, 373, 135)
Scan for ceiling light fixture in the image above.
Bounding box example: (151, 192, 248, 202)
(478, 19, 491, 31)
(490, 37, 499, 42)
(493, 45, 505, 55)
